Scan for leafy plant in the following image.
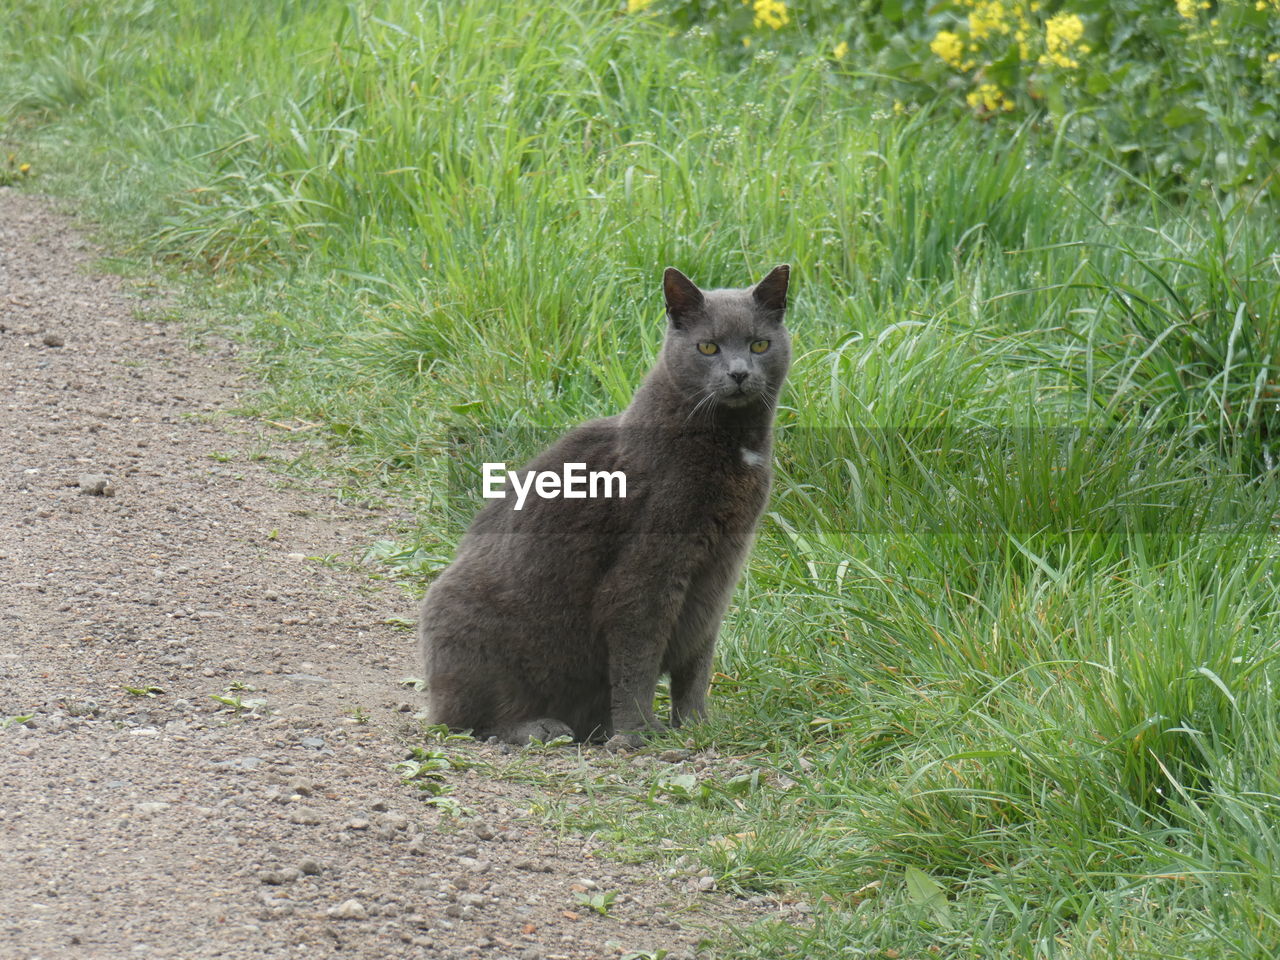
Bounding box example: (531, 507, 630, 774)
(209, 693, 266, 715)
(394, 746, 469, 796)
(650, 0, 1280, 193)
(347, 706, 371, 724)
(0, 153, 33, 185)
(574, 889, 619, 916)
(648, 770, 764, 806)
(903, 866, 953, 928)
(123, 685, 164, 697)
(416, 722, 474, 744)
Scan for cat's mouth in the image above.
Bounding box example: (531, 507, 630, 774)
(719, 384, 760, 405)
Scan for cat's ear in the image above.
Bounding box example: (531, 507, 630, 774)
(752, 264, 790, 315)
(663, 267, 704, 327)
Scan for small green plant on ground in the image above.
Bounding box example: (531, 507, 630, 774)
(0, 153, 33, 185)
(122, 684, 164, 697)
(209, 691, 266, 716)
(574, 889, 618, 917)
(394, 745, 471, 796)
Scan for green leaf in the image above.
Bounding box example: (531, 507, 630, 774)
(667, 773, 697, 792)
(904, 866, 953, 927)
(1162, 104, 1203, 130)
(123, 685, 164, 697)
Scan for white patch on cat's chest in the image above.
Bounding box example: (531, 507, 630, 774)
(740, 448, 765, 468)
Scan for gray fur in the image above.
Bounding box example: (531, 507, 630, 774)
(417, 265, 792, 745)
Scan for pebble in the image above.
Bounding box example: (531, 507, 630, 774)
(327, 899, 368, 920)
(298, 858, 322, 876)
(77, 474, 114, 496)
(345, 818, 370, 831)
(300, 737, 325, 749)
(288, 807, 322, 825)
(259, 868, 301, 885)
(209, 755, 263, 771)
(457, 856, 491, 874)
(42, 332, 65, 347)
(513, 860, 553, 873)
(134, 802, 171, 816)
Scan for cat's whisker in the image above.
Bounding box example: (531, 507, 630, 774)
(684, 388, 718, 427)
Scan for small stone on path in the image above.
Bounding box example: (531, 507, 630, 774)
(77, 474, 114, 496)
(327, 898, 368, 920)
(289, 807, 322, 825)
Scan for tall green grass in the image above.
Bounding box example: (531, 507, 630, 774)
(4, 1, 1280, 956)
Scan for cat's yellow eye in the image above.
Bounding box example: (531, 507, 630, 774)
(697, 341, 719, 355)
(750, 339, 771, 354)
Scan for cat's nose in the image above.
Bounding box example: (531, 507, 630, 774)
(729, 371, 748, 385)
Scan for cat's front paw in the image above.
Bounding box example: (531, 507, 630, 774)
(602, 732, 647, 752)
(504, 718, 574, 745)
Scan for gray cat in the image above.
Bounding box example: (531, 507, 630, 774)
(417, 264, 792, 747)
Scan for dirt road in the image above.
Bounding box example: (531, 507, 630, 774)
(0, 191, 766, 960)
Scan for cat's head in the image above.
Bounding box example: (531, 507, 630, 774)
(660, 264, 791, 411)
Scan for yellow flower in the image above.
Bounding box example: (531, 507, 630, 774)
(1176, 0, 1210, 17)
(626, 0, 653, 11)
(893, 99, 906, 115)
(1269, 51, 1280, 62)
(966, 82, 1013, 113)
(968, 1, 1011, 41)
(833, 40, 849, 60)
(1040, 12, 1085, 68)
(745, 0, 789, 30)
(930, 29, 965, 68)
(19, 163, 31, 174)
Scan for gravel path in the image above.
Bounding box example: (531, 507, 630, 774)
(0, 191, 773, 959)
